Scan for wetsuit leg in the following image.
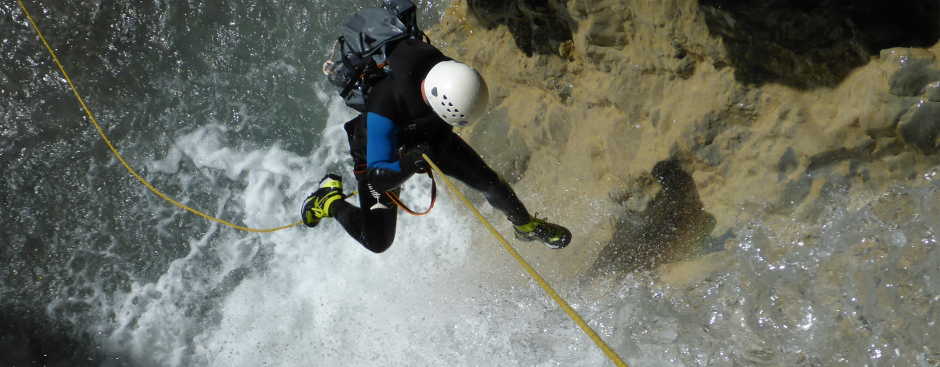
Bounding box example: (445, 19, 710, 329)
(427, 130, 531, 225)
(332, 179, 398, 253)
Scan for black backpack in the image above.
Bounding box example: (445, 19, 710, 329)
(323, 0, 429, 113)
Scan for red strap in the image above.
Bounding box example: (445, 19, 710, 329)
(385, 171, 436, 216)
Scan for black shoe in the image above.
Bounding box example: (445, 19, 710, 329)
(514, 217, 571, 249)
(301, 174, 344, 227)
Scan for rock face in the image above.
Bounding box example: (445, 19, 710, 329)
(884, 49, 940, 154)
(700, 0, 940, 89)
(430, 1, 940, 278)
(466, 0, 574, 56)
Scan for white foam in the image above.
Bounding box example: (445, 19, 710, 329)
(104, 88, 597, 366)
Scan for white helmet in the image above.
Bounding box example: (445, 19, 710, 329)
(422, 61, 489, 127)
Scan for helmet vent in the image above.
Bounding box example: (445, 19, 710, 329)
(423, 60, 488, 127)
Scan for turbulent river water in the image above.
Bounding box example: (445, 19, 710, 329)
(2, 1, 940, 366)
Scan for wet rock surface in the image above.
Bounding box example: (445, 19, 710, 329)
(431, 0, 940, 281)
(467, 0, 574, 56)
(591, 159, 717, 275)
(700, 0, 940, 89)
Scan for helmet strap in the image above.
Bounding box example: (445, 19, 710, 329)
(419, 79, 429, 106)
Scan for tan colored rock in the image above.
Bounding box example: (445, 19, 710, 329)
(429, 0, 940, 284)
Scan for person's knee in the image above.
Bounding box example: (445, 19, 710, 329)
(363, 236, 394, 253)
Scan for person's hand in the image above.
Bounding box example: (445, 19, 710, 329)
(400, 143, 429, 174)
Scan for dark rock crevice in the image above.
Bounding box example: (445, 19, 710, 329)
(700, 0, 940, 89)
(467, 0, 575, 56)
(590, 159, 718, 276)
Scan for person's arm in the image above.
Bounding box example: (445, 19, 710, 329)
(366, 112, 419, 192)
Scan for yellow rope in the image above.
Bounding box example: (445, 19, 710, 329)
(18, 4, 629, 364)
(16, 0, 301, 233)
(422, 154, 629, 367)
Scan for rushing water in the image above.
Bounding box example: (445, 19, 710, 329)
(3, 1, 940, 366)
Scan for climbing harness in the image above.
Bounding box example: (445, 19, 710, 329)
(17, 1, 628, 365)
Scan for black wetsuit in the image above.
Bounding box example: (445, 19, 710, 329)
(332, 39, 531, 253)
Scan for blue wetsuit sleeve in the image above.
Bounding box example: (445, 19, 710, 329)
(366, 112, 402, 172)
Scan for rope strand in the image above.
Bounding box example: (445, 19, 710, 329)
(422, 153, 629, 367)
(17, 2, 630, 364)
(17, 0, 301, 233)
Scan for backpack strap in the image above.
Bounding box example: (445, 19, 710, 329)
(327, 1, 432, 112)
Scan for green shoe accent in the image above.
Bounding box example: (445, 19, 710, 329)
(514, 216, 571, 249)
(302, 174, 344, 227)
(321, 178, 343, 190)
(515, 219, 540, 233)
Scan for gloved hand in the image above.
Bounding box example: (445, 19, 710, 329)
(367, 144, 430, 194)
(399, 143, 429, 174)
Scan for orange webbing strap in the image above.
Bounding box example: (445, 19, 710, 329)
(385, 172, 436, 216)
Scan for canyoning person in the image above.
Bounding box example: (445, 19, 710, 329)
(299, 1, 571, 253)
